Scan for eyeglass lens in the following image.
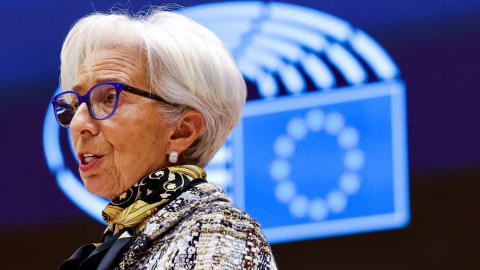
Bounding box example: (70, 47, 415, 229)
(54, 84, 118, 126)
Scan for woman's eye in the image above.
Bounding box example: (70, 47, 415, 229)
(104, 93, 116, 105)
(72, 100, 80, 110)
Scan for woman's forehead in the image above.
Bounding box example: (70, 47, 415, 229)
(73, 47, 147, 92)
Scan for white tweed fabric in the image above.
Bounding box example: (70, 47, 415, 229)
(114, 182, 277, 270)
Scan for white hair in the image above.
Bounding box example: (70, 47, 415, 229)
(60, 8, 246, 167)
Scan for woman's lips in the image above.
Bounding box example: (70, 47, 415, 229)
(79, 156, 102, 172)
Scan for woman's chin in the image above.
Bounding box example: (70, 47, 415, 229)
(83, 176, 115, 200)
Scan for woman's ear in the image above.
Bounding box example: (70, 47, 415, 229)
(168, 109, 204, 158)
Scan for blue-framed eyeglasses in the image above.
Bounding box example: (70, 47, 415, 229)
(52, 82, 179, 127)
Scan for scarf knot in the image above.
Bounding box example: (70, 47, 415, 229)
(102, 165, 206, 234)
(58, 165, 206, 270)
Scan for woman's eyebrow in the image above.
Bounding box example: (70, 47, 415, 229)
(95, 77, 122, 84)
(71, 77, 123, 93)
(71, 84, 83, 93)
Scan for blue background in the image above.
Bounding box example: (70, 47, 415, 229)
(1, 0, 479, 269)
(243, 93, 395, 227)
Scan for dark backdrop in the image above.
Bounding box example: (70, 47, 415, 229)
(1, 0, 479, 269)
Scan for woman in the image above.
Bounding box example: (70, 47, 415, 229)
(53, 8, 277, 270)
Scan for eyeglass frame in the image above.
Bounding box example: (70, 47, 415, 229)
(51, 82, 179, 127)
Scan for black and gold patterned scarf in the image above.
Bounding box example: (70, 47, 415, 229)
(58, 165, 206, 270)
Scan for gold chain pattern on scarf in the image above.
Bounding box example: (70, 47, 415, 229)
(103, 165, 206, 234)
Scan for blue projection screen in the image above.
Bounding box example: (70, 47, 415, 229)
(230, 81, 409, 243)
(43, 1, 410, 244)
(192, 1, 410, 243)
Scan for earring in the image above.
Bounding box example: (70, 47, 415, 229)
(169, 151, 178, 163)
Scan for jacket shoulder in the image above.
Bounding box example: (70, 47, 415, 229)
(118, 183, 277, 269)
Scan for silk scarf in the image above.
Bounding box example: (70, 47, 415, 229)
(58, 165, 206, 270)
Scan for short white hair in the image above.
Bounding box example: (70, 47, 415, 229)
(60, 8, 246, 167)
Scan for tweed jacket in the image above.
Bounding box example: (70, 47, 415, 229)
(114, 182, 277, 270)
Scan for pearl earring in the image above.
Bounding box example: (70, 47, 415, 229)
(169, 151, 178, 163)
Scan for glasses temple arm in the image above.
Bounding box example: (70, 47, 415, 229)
(123, 85, 179, 107)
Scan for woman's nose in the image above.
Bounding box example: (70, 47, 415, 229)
(69, 103, 99, 136)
